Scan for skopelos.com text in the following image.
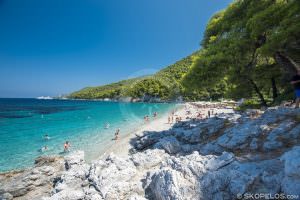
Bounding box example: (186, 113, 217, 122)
(237, 193, 299, 200)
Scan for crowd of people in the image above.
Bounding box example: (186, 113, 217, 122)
(167, 102, 236, 125)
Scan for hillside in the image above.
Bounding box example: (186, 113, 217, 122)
(68, 51, 200, 101)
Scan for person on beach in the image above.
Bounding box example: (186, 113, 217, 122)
(197, 112, 202, 119)
(144, 115, 149, 123)
(168, 116, 171, 124)
(290, 69, 300, 108)
(64, 141, 71, 152)
(114, 128, 120, 140)
(153, 112, 157, 118)
(208, 110, 211, 118)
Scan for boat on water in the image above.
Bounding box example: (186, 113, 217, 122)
(36, 96, 53, 100)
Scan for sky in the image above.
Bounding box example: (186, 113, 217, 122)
(0, 0, 232, 98)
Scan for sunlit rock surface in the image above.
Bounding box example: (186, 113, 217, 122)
(1, 107, 300, 200)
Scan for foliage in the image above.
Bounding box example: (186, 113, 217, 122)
(235, 99, 262, 111)
(182, 0, 300, 106)
(70, 0, 300, 104)
(68, 51, 201, 100)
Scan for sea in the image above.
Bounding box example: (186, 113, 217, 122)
(0, 98, 177, 172)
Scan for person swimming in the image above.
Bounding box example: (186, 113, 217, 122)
(64, 141, 71, 152)
(39, 145, 48, 152)
(104, 123, 110, 129)
(44, 134, 50, 140)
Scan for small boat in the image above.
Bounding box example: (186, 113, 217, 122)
(36, 96, 53, 100)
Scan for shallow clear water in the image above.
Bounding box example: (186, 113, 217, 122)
(0, 98, 176, 172)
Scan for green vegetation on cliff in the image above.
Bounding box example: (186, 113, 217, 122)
(183, 0, 300, 106)
(70, 0, 300, 104)
(68, 51, 200, 100)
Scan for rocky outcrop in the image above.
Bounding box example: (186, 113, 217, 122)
(0, 156, 64, 200)
(1, 106, 300, 200)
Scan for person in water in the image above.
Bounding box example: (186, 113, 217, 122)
(64, 141, 71, 152)
(114, 128, 120, 140)
(44, 134, 50, 140)
(105, 123, 110, 129)
(40, 145, 48, 152)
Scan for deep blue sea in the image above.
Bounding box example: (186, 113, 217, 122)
(0, 98, 176, 172)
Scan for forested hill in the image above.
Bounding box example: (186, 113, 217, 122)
(70, 0, 300, 105)
(182, 0, 300, 106)
(68, 51, 201, 101)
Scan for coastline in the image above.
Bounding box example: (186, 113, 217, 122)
(0, 99, 177, 173)
(0, 101, 233, 173)
(2, 102, 300, 200)
(101, 101, 235, 158)
(101, 103, 185, 157)
(0, 103, 181, 175)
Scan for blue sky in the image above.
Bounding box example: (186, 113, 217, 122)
(0, 0, 232, 98)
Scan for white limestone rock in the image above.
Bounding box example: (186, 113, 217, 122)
(131, 149, 168, 169)
(88, 154, 137, 199)
(154, 136, 181, 154)
(64, 151, 85, 170)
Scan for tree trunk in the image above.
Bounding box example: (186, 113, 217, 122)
(248, 78, 267, 107)
(271, 77, 278, 102)
(274, 52, 298, 76)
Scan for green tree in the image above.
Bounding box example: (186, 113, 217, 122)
(183, 0, 300, 106)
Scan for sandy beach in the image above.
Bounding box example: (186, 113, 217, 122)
(103, 102, 235, 157)
(102, 104, 185, 157)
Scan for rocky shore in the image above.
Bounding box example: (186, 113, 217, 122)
(1, 104, 300, 200)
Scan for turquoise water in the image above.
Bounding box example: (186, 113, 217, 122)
(0, 98, 176, 172)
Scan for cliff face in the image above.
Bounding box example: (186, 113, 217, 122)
(1, 107, 300, 200)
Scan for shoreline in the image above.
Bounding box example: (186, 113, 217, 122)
(0, 102, 181, 173)
(2, 102, 300, 199)
(100, 101, 235, 158)
(0, 101, 232, 173)
(0, 101, 225, 174)
(101, 103, 185, 157)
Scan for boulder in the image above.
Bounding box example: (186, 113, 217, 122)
(131, 149, 168, 169)
(88, 154, 137, 199)
(155, 136, 181, 154)
(64, 151, 85, 170)
(148, 169, 196, 200)
(280, 146, 300, 198)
